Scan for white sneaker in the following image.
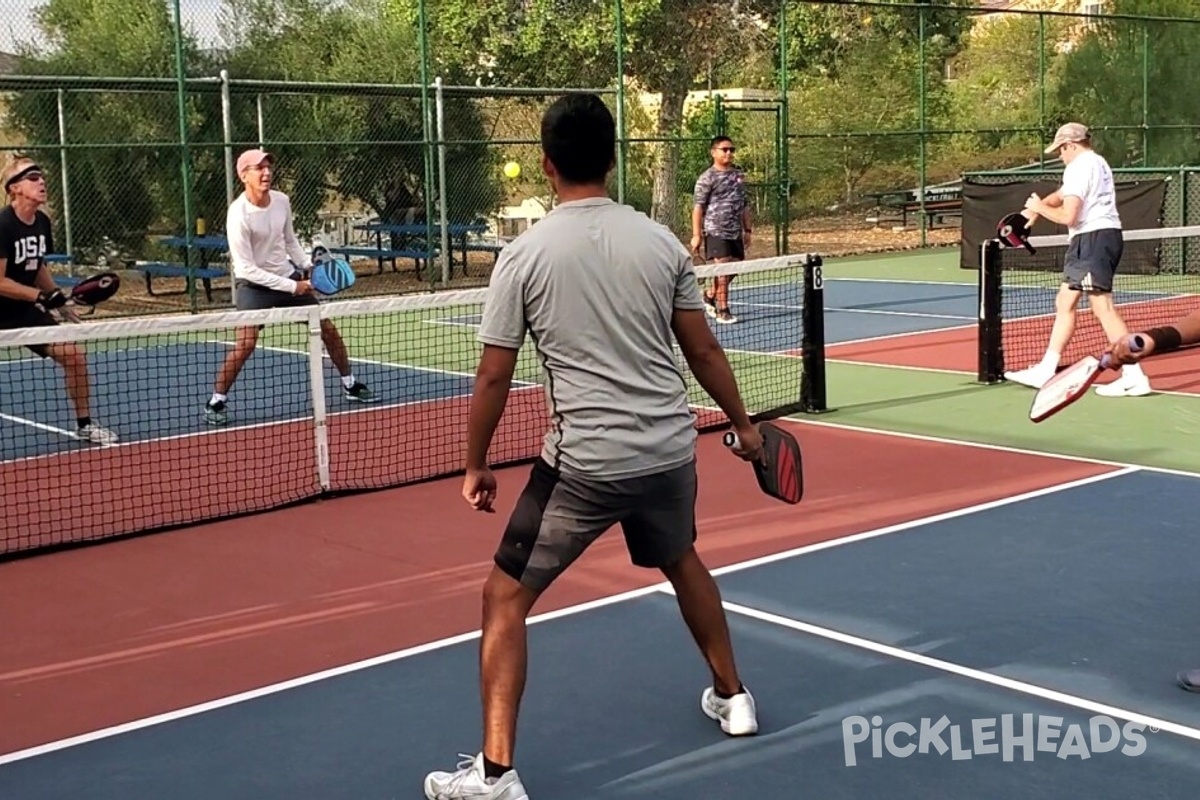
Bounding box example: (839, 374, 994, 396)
(1004, 364, 1054, 389)
(1094, 373, 1152, 397)
(701, 686, 759, 736)
(424, 753, 529, 800)
(74, 423, 118, 445)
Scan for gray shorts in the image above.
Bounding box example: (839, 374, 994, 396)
(1063, 228, 1123, 293)
(495, 457, 698, 593)
(234, 278, 318, 311)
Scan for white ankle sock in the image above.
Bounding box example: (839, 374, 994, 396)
(1039, 351, 1060, 371)
(1122, 363, 1146, 379)
(341, 375, 357, 388)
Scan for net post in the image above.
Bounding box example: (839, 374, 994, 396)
(800, 253, 828, 413)
(978, 238, 1004, 384)
(307, 307, 331, 492)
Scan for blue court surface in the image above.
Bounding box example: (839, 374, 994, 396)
(0, 344, 484, 460)
(3, 466, 1200, 798)
(0, 275, 1181, 462)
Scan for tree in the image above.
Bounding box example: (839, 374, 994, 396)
(785, 0, 976, 77)
(217, 0, 499, 234)
(6, 0, 215, 258)
(426, 0, 779, 228)
(1052, 0, 1200, 167)
(945, 10, 1074, 153)
(782, 0, 976, 209)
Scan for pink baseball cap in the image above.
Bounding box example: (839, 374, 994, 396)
(236, 148, 273, 176)
(1045, 123, 1090, 154)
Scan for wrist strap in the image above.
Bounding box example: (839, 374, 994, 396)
(1146, 325, 1183, 353)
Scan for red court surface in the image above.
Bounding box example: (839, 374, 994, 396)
(0, 423, 1117, 756)
(830, 327, 1200, 394)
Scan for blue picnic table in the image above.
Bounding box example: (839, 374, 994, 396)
(147, 234, 231, 300)
(337, 221, 501, 276)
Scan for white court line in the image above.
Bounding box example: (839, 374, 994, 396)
(778, 413, 1200, 481)
(771, 322, 977, 356)
(0, 467, 1136, 765)
(712, 598, 1200, 743)
(212, 339, 536, 386)
(0, 411, 77, 439)
(826, 358, 971, 376)
(730, 299, 974, 322)
(828, 307, 974, 321)
(824, 354, 1200, 398)
(827, 277, 974, 287)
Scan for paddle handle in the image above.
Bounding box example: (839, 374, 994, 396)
(722, 431, 739, 449)
(1099, 335, 1144, 369)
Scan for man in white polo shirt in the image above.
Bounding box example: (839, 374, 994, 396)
(203, 149, 373, 425)
(1004, 122, 1151, 397)
(422, 93, 766, 800)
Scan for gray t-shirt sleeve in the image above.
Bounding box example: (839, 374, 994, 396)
(477, 251, 526, 348)
(674, 249, 706, 311)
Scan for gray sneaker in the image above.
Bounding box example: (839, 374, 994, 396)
(75, 422, 118, 446)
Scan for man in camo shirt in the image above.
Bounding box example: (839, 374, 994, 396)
(690, 135, 751, 324)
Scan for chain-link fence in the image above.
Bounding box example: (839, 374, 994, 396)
(2, 0, 1200, 313)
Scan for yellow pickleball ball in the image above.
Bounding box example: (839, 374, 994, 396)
(503, 161, 521, 179)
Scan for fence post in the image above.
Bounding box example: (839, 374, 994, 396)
(435, 77, 450, 284)
(170, 0, 197, 312)
(55, 88, 73, 271)
(614, 0, 626, 204)
(917, 1, 927, 248)
(221, 70, 237, 307)
(777, 0, 790, 255)
(220, 70, 235, 207)
(417, 0, 436, 281)
(1180, 166, 1188, 274)
(256, 94, 265, 145)
(1142, 21, 1149, 164)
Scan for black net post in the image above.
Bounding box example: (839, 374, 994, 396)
(978, 238, 1004, 383)
(801, 254, 828, 412)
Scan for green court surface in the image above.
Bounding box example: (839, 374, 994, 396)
(815, 247, 1200, 474)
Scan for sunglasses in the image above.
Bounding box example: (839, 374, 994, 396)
(715, 146, 736, 153)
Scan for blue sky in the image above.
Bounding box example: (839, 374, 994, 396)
(0, 0, 226, 53)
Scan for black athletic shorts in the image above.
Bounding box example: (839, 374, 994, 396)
(0, 304, 58, 358)
(1063, 228, 1123, 293)
(234, 278, 319, 311)
(494, 457, 699, 593)
(704, 234, 745, 262)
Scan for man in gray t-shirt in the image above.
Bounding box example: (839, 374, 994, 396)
(423, 94, 766, 800)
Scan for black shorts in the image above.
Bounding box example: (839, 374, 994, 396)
(0, 304, 58, 358)
(1063, 228, 1123, 293)
(494, 457, 699, 593)
(234, 279, 319, 311)
(704, 234, 745, 262)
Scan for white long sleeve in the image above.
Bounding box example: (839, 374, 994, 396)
(226, 190, 310, 294)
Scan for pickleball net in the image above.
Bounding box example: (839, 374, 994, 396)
(0, 252, 826, 557)
(978, 225, 1200, 382)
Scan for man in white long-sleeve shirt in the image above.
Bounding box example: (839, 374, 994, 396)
(204, 149, 373, 425)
